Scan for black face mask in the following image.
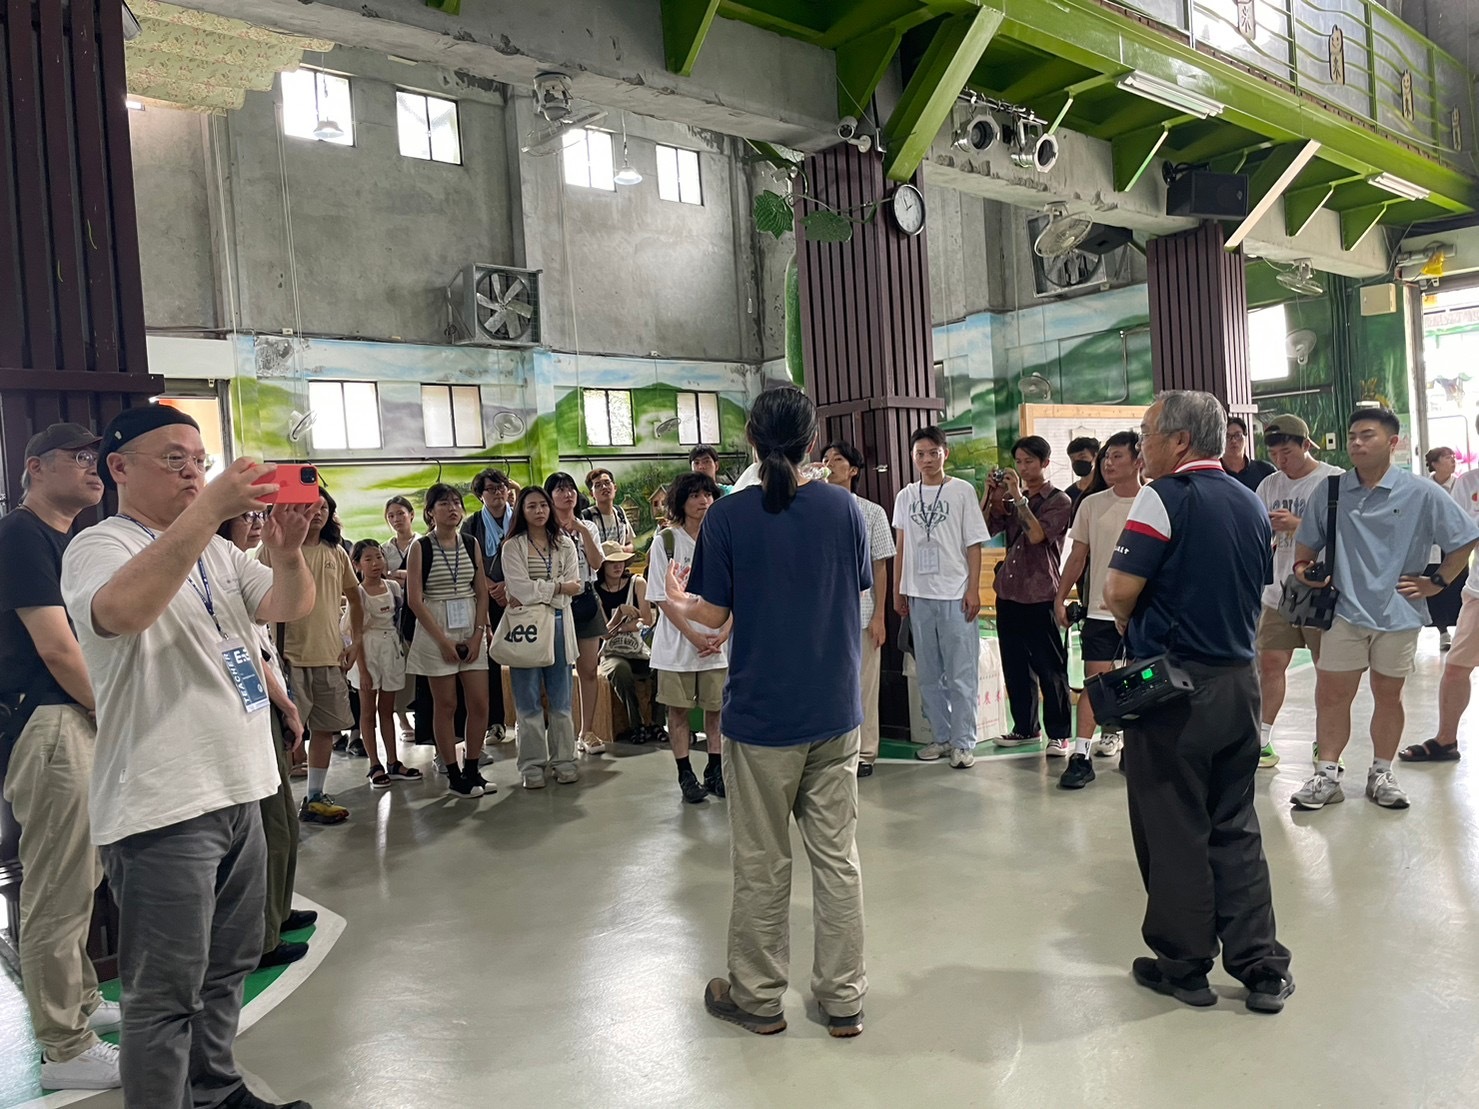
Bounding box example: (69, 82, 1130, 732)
(1072, 459, 1094, 477)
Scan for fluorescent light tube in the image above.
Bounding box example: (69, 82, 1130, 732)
(1370, 173, 1429, 201)
(1116, 71, 1225, 120)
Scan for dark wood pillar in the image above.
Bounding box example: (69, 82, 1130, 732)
(1147, 220, 1253, 416)
(795, 144, 943, 740)
(0, 0, 162, 979)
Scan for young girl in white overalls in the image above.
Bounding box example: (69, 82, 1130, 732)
(348, 540, 420, 790)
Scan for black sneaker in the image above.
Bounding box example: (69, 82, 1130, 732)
(857, 762, 874, 779)
(345, 737, 367, 758)
(446, 767, 484, 799)
(704, 760, 725, 798)
(825, 1007, 864, 1038)
(679, 771, 708, 804)
(1058, 753, 1096, 790)
(257, 940, 309, 969)
(1131, 957, 1216, 1007)
(1245, 972, 1295, 1014)
(220, 1084, 312, 1109)
(463, 762, 498, 796)
(332, 734, 348, 752)
(282, 909, 318, 933)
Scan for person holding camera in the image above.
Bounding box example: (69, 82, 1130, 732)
(1289, 408, 1478, 812)
(1102, 391, 1293, 1014)
(985, 436, 1073, 756)
(1053, 431, 1142, 789)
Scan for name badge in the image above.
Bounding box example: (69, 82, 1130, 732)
(915, 545, 941, 575)
(220, 636, 270, 715)
(444, 597, 474, 632)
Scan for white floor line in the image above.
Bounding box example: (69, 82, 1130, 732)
(13, 895, 342, 1109)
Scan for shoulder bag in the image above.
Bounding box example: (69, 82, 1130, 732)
(490, 538, 557, 668)
(602, 579, 650, 660)
(1277, 475, 1341, 630)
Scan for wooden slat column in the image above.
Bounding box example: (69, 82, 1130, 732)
(0, 0, 162, 980)
(795, 144, 943, 741)
(1146, 220, 1252, 416)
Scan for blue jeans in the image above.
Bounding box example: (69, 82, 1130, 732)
(511, 612, 577, 775)
(910, 596, 980, 750)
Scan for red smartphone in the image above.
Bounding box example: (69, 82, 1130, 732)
(253, 464, 321, 505)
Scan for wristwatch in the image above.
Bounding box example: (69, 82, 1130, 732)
(1429, 571, 1449, 589)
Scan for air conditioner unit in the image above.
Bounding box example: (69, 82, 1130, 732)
(447, 264, 542, 347)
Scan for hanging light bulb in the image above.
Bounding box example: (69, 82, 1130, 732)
(311, 67, 343, 142)
(614, 111, 642, 186)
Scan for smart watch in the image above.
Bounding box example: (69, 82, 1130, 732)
(1430, 571, 1449, 589)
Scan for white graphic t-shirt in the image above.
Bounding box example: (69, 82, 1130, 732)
(891, 476, 991, 601)
(1257, 461, 1343, 608)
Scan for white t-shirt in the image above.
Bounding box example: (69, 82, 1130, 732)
(1257, 461, 1343, 608)
(646, 525, 727, 673)
(563, 518, 603, 584)
(1068, 488, 1138, 620)
(1450, 470, 1479, 598)
(62, 519, 281, 846)
(891, 477, 991, 601)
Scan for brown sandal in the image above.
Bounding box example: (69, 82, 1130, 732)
(1397, 738, 1461, 762)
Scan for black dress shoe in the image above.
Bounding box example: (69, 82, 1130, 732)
(282, 909, 318, 933)
(221, 1085, 312, 1109)
(258, 941, 309, 970)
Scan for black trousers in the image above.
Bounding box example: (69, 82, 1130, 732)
(1123, 659, 1291, 984)
(995, 598, 1072, 740)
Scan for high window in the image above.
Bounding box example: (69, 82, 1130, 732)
(563, 128, 615, 191)
(1249, 304, 1290, 383)
(422, 384, 484, 448)
(583, 388, 634, 446)
(281, 69, 354, 146)
(676, 391, 720, 445)
(396, 91, 461, 164)
(308, 381, 381, 449)
(656, 144, 702, 205)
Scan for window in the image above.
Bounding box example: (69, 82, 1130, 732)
(422, 384, 484, 448)
(676, 390, 720, 445)
(396, 91, 461, 164)
(563, 128, 615, 191)
(583, 388, 634, 447)
(1249, 303, 1290, 383)
(656, 144, 702, 205)
(308, 380, 381, 450)
(281, 69, 354, 146)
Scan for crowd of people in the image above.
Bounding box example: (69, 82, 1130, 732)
(4, 390, 1479, 1104)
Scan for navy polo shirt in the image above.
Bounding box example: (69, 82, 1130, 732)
(1109, 459, 1272, 664)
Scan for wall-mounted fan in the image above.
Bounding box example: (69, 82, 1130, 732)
(1029, 207, 1108, 297)
(521, 106, 608, 155)
(1275, 260, 1323, 297)
(287, 409, 317, 443)
(491, 411, 526, 440)
(654, 416, 682, 437)
(1034, 205, 1093, 257)
(1019, 373, 1054, 403)
(1286, 329, 1317, 367)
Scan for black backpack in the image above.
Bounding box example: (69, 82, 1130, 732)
(398, 533, 480, 641)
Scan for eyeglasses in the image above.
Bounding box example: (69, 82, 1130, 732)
(120, 450, 214, 473)
(241, 512, 265, 523)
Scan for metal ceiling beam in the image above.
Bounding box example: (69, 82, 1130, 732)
(883, 5, 1003, 181)
(661, 0, 723, 75)
(1224, 140, 1322, 251)
(1341, 201, 1394, 251)
(819, 0, 963, 50)
(1162, 124, 1269, 166)
(836, 24, 902, 117)
(1111, 119, 1181, 192)
(716, 0, 827, 41)
(1284, 182, 1337, 237)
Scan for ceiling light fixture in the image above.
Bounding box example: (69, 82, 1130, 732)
(1116, 71, 1225, 119)
(1369, 172, 1429, 201)
(614, 111, 642, 187)
(310, 67, 343, 142)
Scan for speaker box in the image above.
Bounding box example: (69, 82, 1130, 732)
(1078, 224, 1133, 255)
(1166, 171, 1248, 219)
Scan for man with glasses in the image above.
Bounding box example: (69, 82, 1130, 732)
(61, 406, 318, 1108)
(463, 469, 515, 745)
(582, 468, 634, 552)
(0, 424, 120, 1090)
(1222, 417, 1275, 493)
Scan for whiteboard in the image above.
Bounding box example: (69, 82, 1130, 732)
(1018, 403, 1148, 480)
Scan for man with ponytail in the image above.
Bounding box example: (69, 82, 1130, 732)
(665, 385, 874, 1039)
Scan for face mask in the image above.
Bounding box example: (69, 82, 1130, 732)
(1072, 459, 1094, 477)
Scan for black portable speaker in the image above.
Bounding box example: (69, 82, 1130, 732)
(1166, 170, 1248, 219)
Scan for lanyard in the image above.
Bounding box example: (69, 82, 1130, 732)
(529, 536, 553, 580)
(118, 514, 223, 637)
(435, 535, 464, 588)
(593, 508, 623, 542)
(917, 480, 947, 543)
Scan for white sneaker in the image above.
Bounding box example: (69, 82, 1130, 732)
(578, 732, 608, 755)
(522, 771, 547, 790)
(86, 999, 121, 1034)
(502, 726, 517, 744)
(1440, 630, 1453, 652)
(1291, 772, 1345, 810)
(949, 747, 976, 769)
(40, 1041, 121, 1090)
(433, 753, 448, 776)
(1092, 732, 1123, 757)
(484, 724, 505, 744)
(1366, 768, 1410, 809)
(554, 764, 580, 784)
(915, 742, 949, 761)
(1045, 738, 1071, 758)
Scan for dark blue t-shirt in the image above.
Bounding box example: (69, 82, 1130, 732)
(688, 481, 872, 746)
(1108, 461, 1272, 664)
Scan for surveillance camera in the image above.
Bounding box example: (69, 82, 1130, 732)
(838, 116, 859, 141)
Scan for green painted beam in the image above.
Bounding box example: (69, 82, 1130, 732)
(996, 57, 1091, 104)
(1163, 124, 1269, 166)
(883, 5, 1004, 182)
(836, 24, 901, 117)
(716, 0, 828, 43)
(1224, 140, 1321, 251)
(819, 0, 967, 50)
(1111, 121, 1173, 192)
(1284, 182, 1336, 237)
(1340, 201, 1393, 251)
(661, 0, 723, 76)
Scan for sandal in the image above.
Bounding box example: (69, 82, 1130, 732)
(368, 765, 391, 790)
(385, 760, 424, 782)
(1397, 738, 1461, 762)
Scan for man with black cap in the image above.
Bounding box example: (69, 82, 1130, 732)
(60, 405, 317, 1109)
(0, 423, 120, 1090)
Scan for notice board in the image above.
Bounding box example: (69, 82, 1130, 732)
(1019, 403, 1148, 477)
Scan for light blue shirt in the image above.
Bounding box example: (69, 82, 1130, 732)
(1295, 465, 1479, 632)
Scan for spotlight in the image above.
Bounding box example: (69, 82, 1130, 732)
(1008, 118, 1058, 173)
(952, 112, 998, 154)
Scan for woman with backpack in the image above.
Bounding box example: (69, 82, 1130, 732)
(594, 540, 659, 742)
(501, 485, 583, 788)
(405, 483, 493, 799)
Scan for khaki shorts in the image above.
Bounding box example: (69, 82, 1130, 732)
(657, 668, 726, 712)
(1445, 594, 1479, 669)
(1315, 618, 1419, 678)
(289, 664, 355, 733)
(1256, 605, 1324, 654)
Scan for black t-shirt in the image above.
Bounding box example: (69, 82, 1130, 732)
(596, 578, 631, 620)
(1223, 457, 1276, 494)
(0, 509, 75, 704)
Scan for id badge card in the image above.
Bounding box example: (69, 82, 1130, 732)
(915, 544, 941, 576)
(220, 636, 270, 715)
(444, 597, 474, 632)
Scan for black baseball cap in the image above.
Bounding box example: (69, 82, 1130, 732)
(24, 422, 100, 460)
(97, 405, 201, 489)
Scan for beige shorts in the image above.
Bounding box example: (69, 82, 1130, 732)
(289, 665, 354, 733)
(1256, 605, 1323, 654)
(656, 668, 726, 712)
(1446, 594, 1479, 668)
(1315, 618, 1419, 678)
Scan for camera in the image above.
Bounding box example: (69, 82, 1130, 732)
(989, 468, 1009, 485)
(1304, 561, 1329, 582)
(1063, 601, 1087, 626)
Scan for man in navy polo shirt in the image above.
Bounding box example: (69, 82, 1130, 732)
(1103, 391, 1293, 1015)
(666, 387, 873, 1040)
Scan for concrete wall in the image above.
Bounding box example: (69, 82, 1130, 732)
(129, 108, 219, 330)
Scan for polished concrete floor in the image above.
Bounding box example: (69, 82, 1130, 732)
(8, 635, 1479, 1108)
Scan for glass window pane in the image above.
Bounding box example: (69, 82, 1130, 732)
(656, 145, 678, 202)
(584, 389, 612, 446)
(563, 129, 588, 188)
(451, 385, 483, 447)
(679, 149, 702, 205)
(1249, 304, 1290, 382)
(342, 382, 381, 448)
(588, 130, 615, 191)
(308, 381, 347, 450)
(699, 393, 720, 443)
(608, 390, 634, 445)
(677, 391, 699, 444)
(422, 385, 453, 447)
(397, 91, 430, 159)
(427, 96, 461, 164)
(281, 69, 319, 141)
